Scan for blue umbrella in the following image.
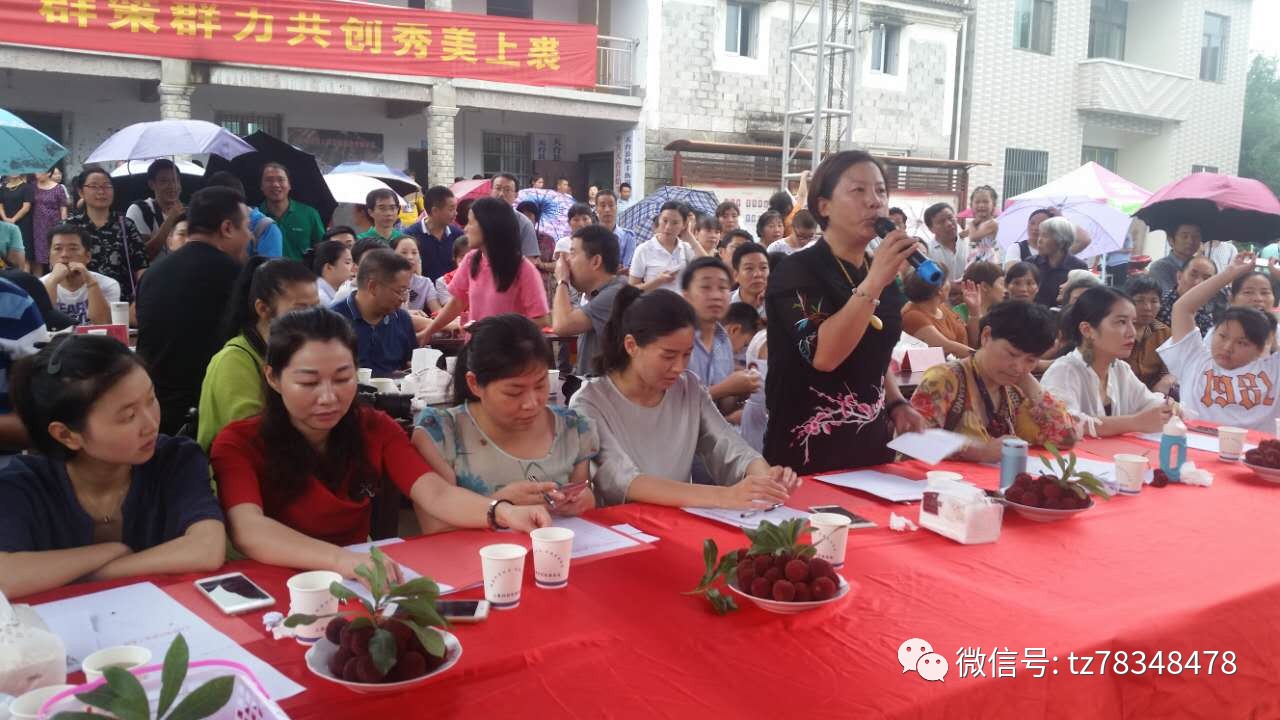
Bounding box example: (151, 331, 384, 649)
(516, 188, 574, 240)
(618, 186, 719, 234)
(0, 108, 66, 175)
(330, 162, 419, 196)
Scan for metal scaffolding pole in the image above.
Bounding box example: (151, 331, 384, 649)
(781, 0, 860, 189)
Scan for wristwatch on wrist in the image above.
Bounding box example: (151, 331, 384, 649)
(487, 499, 513, 530)
(885, 398, 909, 418)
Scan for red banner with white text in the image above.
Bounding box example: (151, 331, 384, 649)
(0, 0, 597, 88)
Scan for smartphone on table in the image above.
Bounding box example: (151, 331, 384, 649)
(194, 572, 276, 616)
(435, 600, 490, 623)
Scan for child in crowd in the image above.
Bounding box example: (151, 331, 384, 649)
(682, 257, 761, 408)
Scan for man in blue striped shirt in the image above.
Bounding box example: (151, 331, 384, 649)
(0, 276, 49, 461)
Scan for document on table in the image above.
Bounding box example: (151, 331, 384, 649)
(610, 523, 660, 543)
(552, 516, 642, 558)
(342, 538, 456, 602)
(887, 429, 969, 465)
(683, 504, 811, 530)
(813, 469, 927, 502)
(1136, 432, 1255, 454)
(34, 582, 304, 700)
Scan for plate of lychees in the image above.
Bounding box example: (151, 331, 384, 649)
(285, 547, 463, 694)
(1000, 444, 1111, 522)
(688, 518, 852, 616)
(1243, 440, 1280, 483)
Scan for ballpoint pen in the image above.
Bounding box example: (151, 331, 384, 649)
(740, 502, 782, 518)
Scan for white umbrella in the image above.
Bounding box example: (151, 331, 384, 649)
(995, 196, 1133, 260)
(109, 159, 205, 177)
(323, 173, 406, 208)
(87, 120, 254, 163)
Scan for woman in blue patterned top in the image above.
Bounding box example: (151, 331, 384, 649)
(413, 314, 597, 530)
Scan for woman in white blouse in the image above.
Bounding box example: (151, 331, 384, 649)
(1041, 286, 1175, 437)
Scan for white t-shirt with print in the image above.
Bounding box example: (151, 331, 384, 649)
(629, 237, 696, 294)
(40, 271, 121, 325)
(1157, 330, 1280, 431)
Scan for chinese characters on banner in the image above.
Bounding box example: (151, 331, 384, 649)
(1, 0, 597, 88)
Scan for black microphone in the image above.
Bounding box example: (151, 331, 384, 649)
(875, 217, 943, 286)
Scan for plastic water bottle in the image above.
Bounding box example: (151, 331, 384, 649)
(999, 438, 1028, 490)
(1159, 417, 1188, 482)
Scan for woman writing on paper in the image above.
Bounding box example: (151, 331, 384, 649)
(763, 150, 927, 474)
(910, 301, 1077, 463)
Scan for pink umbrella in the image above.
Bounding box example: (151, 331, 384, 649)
(1136, 173, 1280, 244)
(449, 178, 492, 202)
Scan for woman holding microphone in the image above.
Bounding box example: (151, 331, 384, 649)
(764, 151, 927, 473)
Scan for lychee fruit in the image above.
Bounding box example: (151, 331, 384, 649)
(736, 564, 755, 589)
(808, 557, 832, 578)
(328, 647, 354, 678)
(762, 567, 782, 585)
(341, 656, 361, 682)
(325, 617, 348, 645)
(794, 582, 812, 602)
(354, 655, 384, 683)
(388, 651, 428, 682)
(811, 576, 837, 601)
(750, 576, 772, 598)
(771, 579, 796, 602)
(343, 626, 374, 656)
(385, 619, 416, 651)
(753, 554, 774, 574)
(784, 558, 810, 583)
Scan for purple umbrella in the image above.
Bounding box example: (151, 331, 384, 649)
(516, 188, 574, 240)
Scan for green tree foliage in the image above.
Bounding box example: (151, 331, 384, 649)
(1240, 55, 1280, 195)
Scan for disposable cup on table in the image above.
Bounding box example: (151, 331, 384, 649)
(82, 645, 152, 682)
(9, 684, 74, 720)
(1218, 426, 1247, 461)
(109, 301, 130, 326)
(531, 526, 575, 589)
(1113, 453, 1148, 495)
(1275, 417, 1280, 438)
(286, 570, 342, 644)
(357, 368, 373, 385)
(479, 543, 528, 609)
(370, 378, 398, 394)
(445, 356, 458, 374)
(808, 512, 852, 569)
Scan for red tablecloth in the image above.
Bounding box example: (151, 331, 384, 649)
(20, 434, 1280, 719)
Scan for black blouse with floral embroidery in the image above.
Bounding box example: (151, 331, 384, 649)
(763, 239, 905, 474)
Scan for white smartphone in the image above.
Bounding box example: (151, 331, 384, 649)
(194, 572, 276, 616)
(435, 599, 490, 623)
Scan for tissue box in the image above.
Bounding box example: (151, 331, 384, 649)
(918, 478, 1003, 545)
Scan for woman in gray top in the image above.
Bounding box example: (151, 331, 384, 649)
(570, 287, 798, 507)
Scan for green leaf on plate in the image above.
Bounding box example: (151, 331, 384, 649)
(157, 633, 190, 717)
(368, 628, 398, 676)
(101, 666, 150, 720)
(402, 618, 447, 658)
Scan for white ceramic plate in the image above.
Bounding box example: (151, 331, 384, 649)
(725, 575, 852, 615)
(1002, 497, 1094, 522)
(304, 627, 462, 694)
(1243, 461, 1280, 483)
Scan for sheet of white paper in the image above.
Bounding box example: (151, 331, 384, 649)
(610, 523, 659, 543)
(813, 469, 928, 502)
(1136, 432, 1255, 454)
(682, 504, 812, 530)
(552, 516, 641, 558)
(34, 582, 304, 700)
(887, 429, 970, 465)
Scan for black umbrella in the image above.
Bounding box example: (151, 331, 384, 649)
(203, 131, 337, 225)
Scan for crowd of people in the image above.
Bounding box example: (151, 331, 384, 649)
(0, 150, 1277, 599)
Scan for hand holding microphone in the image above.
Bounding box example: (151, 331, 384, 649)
(873, 217, 944, 285)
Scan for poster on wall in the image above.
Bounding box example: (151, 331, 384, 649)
(532, 134, 565, 163)
(287, 128, 384, 172)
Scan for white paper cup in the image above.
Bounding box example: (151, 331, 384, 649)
(1274, 417, 1280, 438)
(10, 684, 75, 720)
(83, 645, 152, 683)
(287, 570, 342, 644)
(1113, 453, 1148, 495)
(808, 512, 853, 569)
(357, 368, 374, 385)
(547, 369, 560, 402)
(445, 356, 458, 374)
(1219, 426, 1247, 461)
(531, 526, 574, 589)
(370, 378, 398, 394)
(925, 471, 964, 483)
(109, 301, 130, 327)
(479, 543, 528, 609)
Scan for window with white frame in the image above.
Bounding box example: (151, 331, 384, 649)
(215, 112, 281, 138)
(1013, 0, 1055, 55)
(1088, 0, 1127, 61)
(1003, 148, 1049, 201)
(1192, 164, 1219, 173)
(1082, 146, 1118, 172)
(482, 132, 530, 185)
(1201, 13, 1228, 82)
(725, 1, 759, 58)
(870, 23, 901, 75)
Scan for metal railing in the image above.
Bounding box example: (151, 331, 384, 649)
(596, 35, 638, 95)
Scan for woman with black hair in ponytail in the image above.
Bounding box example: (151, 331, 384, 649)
(196, 257, 318, 451)
(1041, 286, 1174, 438)
(412, 314, 598, 527)
(568, 287, 798, 508)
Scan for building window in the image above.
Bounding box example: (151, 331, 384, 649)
(482, 132, 530, 185)
(1082, 146, 1118, 172)
(215, 112, 281, 138)
(725, 2, 759, 58)
(487, 0, 532, 18)
(1088, 0, 1127, 61)
(1013, 0, 1054, 55)
(1192, 164, 1219, 173)
(1003, 148, 1049, 201)
(870, 23, 901, 75)
(1201, 13, 1228, 82)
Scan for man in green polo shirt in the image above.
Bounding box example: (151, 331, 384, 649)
(356, 187, 407, 245)
(259, 162, 325, 260)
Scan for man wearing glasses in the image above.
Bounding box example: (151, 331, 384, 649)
(259, 162, 325, 261)
(330, 248, 417, 376)
(357, 188, 407, 245)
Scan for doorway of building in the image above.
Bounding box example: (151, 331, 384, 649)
(407, 148, 430, 188)
(581, 152, 614, 193)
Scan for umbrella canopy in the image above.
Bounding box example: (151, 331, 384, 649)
(449, 178, 492, 202)
(516, 188, 574, 240)
(202, 131, 337, 225)
(86, 120, 254, 164)
(995, 196, 1133, 260)
(1135, 173, 1280, 245)
(0, 108, 66, 175)
(1012, 161, 1152, 214)
(324, 173, 406, 208)
(618, 186, 719, 234)
(330, 162, 419, 196)
(108, 159, 205, 214)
